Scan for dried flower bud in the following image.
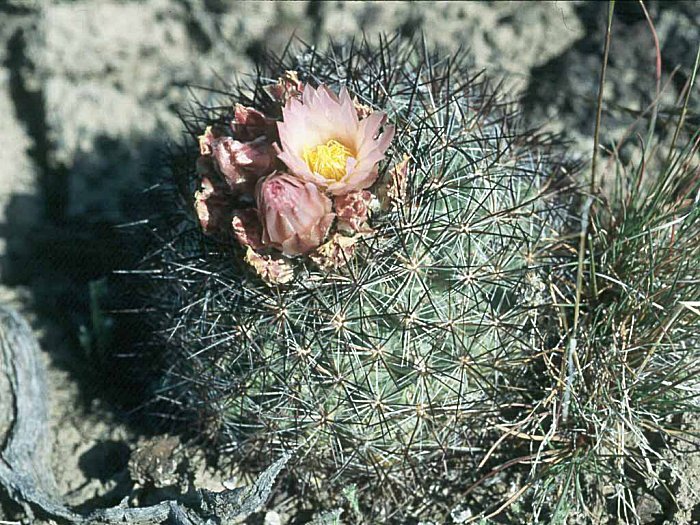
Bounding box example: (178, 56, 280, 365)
(211, 136, 277, 195)
(334, 190, 373, 233)
(377, 155, 410, 211)
(198, 125, 228, 156)
(265, 70, 304, 105)
(194, 175, 234, 235)
(310, 233, 361, 271)
(244, 247, 294, 285)
(232, 104, 278, 142)
(231, 209, 264, 251)
(353, 98, 374, 119)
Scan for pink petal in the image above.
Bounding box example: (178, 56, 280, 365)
(358, 112, 386, 141)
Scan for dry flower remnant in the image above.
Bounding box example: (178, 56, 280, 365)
(193, 78, 397, 282)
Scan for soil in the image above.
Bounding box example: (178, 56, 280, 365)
(0, 1, 698, 523)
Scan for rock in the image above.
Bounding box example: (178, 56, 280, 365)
(522, 1, 699, 171)
(128, 435, 184, 489)
(264, 510, 283, 525)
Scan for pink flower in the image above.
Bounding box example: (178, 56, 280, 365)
(276, 84, 395, 196)
(334, 190, 373, 233)
(210, 136, 277, 195)
(256, 172, 335, 256)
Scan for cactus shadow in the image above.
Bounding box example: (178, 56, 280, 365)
(0, 134, 174, 437)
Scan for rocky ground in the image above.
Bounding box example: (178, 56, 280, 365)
(0, 1, 698, 523)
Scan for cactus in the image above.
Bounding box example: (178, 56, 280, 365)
(130, 37, 582, 521)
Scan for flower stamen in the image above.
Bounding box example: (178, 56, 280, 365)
(303, 140, 352, 181)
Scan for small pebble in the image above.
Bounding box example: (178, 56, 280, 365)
(264, 511, 282, 525)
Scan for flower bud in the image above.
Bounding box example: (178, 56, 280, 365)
(256, 172, 335, 256)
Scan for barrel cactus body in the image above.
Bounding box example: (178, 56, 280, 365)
(142, 38, 579, 520)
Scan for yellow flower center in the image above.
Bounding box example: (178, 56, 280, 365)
(302, 140, 352, 181)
